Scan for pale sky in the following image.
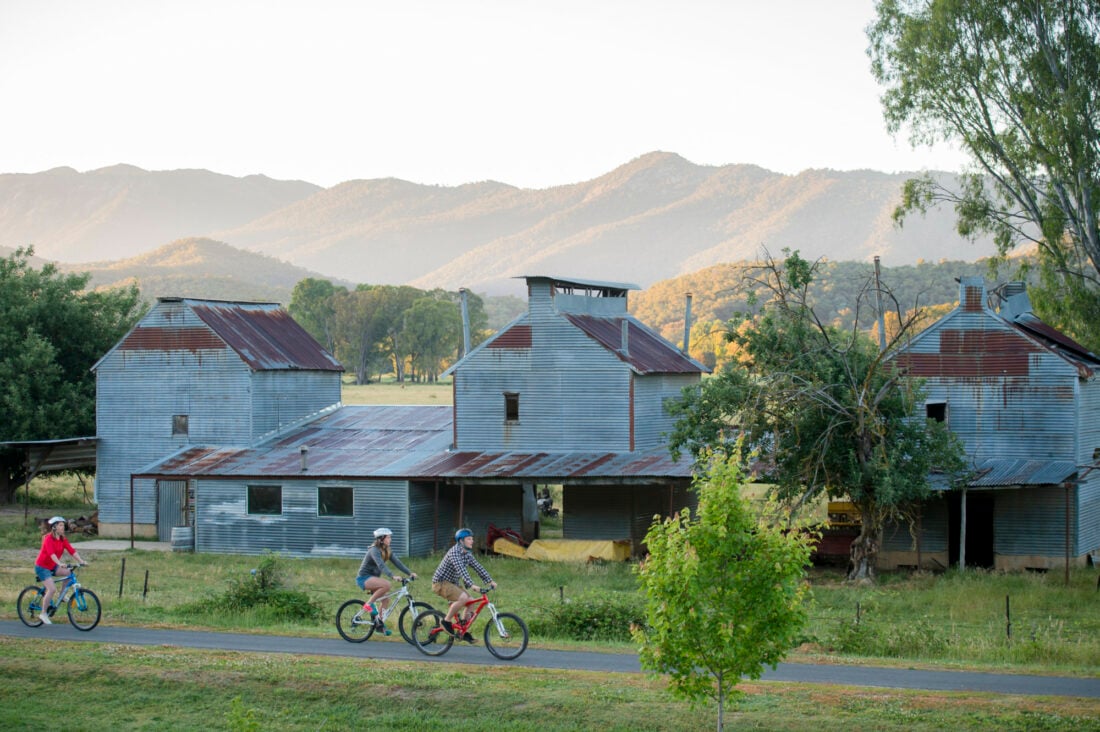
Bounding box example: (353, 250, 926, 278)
(0, 0, 966, 189)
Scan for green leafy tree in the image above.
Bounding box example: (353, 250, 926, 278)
(288, 278, 345, 354)
(404, 296, 462, 381)
(633, 450, 814, 732)
(0, 247, 144, 502)
(331, 287, 389, 384)
(868, 0, 1100, 350)
(667, 251, 966, 580)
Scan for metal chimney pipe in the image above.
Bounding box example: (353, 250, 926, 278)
(299, 445, 309, 472)
(682, 293, 693, 354)
(620, 319, 629, 355)
(459, 288, 471, 358)
(874, 257, 886, 353)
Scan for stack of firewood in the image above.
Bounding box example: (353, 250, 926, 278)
(35, 512, 98, 536)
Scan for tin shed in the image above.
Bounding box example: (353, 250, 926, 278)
(885, 277, 1100, 571)
(93, 297, 343, 540)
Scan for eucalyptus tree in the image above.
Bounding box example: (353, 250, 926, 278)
(667, 251, 965, 580)
(288, 278, 345, 354)
(869, 0, 1100, 350)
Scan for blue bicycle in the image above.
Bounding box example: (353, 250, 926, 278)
(17, 564, 101, 631)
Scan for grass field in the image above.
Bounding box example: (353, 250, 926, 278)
(3, 381, 1098, 729)
(341, 377, 452, 405)
(3, 506, 1099, 730)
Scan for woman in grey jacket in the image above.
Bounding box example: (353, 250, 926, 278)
(356, 527, 417, 635)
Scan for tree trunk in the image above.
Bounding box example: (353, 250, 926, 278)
(847, 523, 880, 582)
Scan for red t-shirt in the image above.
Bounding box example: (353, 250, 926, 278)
(35, 533, 76, 571)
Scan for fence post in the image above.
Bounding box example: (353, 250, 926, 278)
(1005, 594, 1011, 639)
(559, 586, 565, 602)
(143, 569, 149, 601)
(856, 601, 861, 625)
(118, 557, 125, 598)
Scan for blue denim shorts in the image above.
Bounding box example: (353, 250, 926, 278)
(34, 565, 55, 582)
(356, 575, 367, 591)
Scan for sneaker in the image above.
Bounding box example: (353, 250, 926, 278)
(39, 613, 52, 625)
(461, 631, 477, 644)
(374, 618, 391, 636)
(365, 603, 378, 617)
(441, 619, 455, 636)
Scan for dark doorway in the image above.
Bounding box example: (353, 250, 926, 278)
(948, 491, 995, 568)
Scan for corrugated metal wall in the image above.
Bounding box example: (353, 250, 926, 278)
(409, 481, 456, 556)
(96, 299, 341, 527)
(882, 498, 949, 553)
(156, 480, 190, 541)
(564, 485, 631, 541)
(995, 485, 1076, 556)
(195, 478, 409, 558)
(251, 370, 341, 441)
(907, 313, 1080, 461)
(1076, 383, 1100, 556)
(454, 484, 524, 550)
(633, 374, 698, 449)
(454, 321, 633, 451)
(900, 299, 1099, 563)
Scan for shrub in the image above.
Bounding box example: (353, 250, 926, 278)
(532, 592, 644, 642)
(181, 551, 324, 622)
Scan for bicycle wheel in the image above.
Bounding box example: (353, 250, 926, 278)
(336, 599, 376, 642)
(16, 586, 44, 628)
(484, 612, 529, 660)
(67, 589, 101, 631)
(397, 601, 433, 645)
(411, 608, 453, 656)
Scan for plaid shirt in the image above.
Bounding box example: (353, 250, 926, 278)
(432, 543, 493, 588)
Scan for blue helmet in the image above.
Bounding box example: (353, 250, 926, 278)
(454, 528, 473, 542)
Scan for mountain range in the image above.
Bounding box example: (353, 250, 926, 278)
(0, 152, 996, 297)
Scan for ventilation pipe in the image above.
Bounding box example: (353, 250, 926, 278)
(459, 288, 471, 358)
(874, 257, 886, 353)
(620, 319, 630, 356)
(682, 292, 693, 355)
(300, 445, 309, 472)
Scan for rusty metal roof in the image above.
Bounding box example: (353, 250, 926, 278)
(565, 314, 708, 375)
(135, 405, 693, 482)
(186, 299, 343, 372)
(1007, 312, 1100, 378)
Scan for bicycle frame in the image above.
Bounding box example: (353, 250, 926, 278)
(374, 582, 413, 622)
(452, 590, 519, 641)
(43, 568, 80, 609)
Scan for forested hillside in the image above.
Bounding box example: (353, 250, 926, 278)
(632, 257, 1028, 367)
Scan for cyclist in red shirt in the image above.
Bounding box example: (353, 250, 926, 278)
(34, 516, 86, 625)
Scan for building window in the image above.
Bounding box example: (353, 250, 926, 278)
(318, 486, 353, 517)
(172, 415, 189, 436)
(504, 392, 520, 423)
(926, 402, 947, 423)
(247, 485, 282, 515)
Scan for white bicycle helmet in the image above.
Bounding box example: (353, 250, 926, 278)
(373, 527, 393, 538)
(48, 516, 66, 527)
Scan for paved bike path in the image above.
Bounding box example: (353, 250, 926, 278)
(1, 620, 1097, 699)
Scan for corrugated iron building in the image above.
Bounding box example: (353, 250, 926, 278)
(447, 275, 706, 547)
(885, 277, 1100, 570)
(93, 298, 343, 539)
(100, 278, 707, 558)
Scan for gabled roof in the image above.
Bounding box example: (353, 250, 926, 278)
(95, 298, 343, 373)
(565, 314, 708, 374)
(134, 405, 693, 482)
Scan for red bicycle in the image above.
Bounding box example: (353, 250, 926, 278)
(411, 588, 529, 660)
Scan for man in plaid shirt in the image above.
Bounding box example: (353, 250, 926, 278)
(432, 527, 497, 642)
